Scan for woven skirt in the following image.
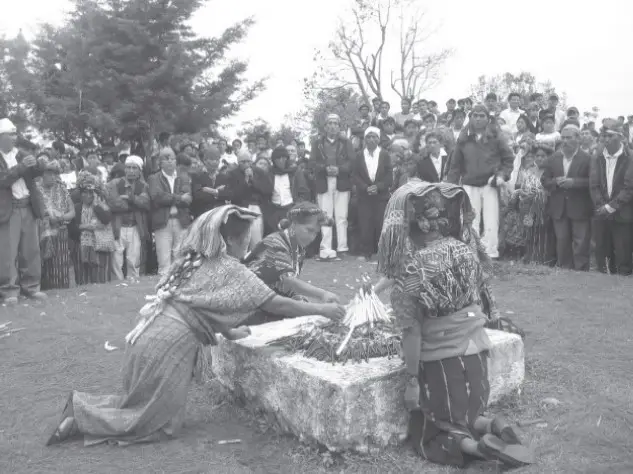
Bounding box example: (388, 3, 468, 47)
(408, 350, 490, 467)
(41, 228, 71, 290)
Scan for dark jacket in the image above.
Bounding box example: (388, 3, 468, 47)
(446, 127, 515, 187)
(0, 149, 45, 224)
(226, 166, 273, 207)
(68, 201, 112, 242)
(351, 148, 393, 200)
(526, 117, 541, 135)
(309, 136, 355, 194)
(417, 151, 450, 183)
(589, 148, 633, 223)
(190, 171, 230, 219)
(106, 177, 150, 240)
(148, 171, 192, 231)
(541, 149, 593, 220)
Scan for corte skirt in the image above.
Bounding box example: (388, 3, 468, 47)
(408, 350, 490, 467)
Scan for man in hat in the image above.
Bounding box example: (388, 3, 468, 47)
(541, 124, 593, 271)
(446, 104, 515, 259)
(309, 113, 355, 260)
(352, 127, 392, 261)
(0, 118, 47, 304)
(351, 103, 372, 142)
(589, 119, 633, 275)
(107, 155, 150, 280)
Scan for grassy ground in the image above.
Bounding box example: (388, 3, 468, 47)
(1, 260, 632, 474)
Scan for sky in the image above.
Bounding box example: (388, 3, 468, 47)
(2, 0, 633, 134)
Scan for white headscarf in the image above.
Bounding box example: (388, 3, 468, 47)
(125, 155, 144, 169)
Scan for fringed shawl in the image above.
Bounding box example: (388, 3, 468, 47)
(377, 179, 492, 280)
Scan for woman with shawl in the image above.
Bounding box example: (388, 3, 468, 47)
(37, 156, 75, 289)
(46, 205, 345, 447)
(374, 181, 532, 469)
(243, 202, 340, 325)
(68, 171, 114, 284)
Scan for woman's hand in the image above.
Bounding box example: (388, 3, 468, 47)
(225, 326, 252, 340)
(320, 290, 340, 304)
(319, 303, 346, 321)
(404, 376, 420, 410)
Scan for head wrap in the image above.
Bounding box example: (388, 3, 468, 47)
(377, 180, 491, 279)
(76, 170, 100, 191)
(125, 155, 144, 169)
(364, 126, 381, 138)
(325, 114, 341, 124)
(0, 118, 16, 135)
(177, 205, 259, 260)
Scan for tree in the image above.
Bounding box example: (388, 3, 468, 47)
(26, 0, 264, 151)
(0, 31, 36, 131)
(309, 87, 366, 134)
(306, 0, 451, 104)
(236, 119, 303, 146)
(469, 72, 567, 109)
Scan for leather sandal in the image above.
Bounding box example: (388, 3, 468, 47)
(491, 416, 522, 445)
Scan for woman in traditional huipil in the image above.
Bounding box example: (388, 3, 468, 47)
(243, 202, 341, 325)
(38, 157, 75, 289)
(46, 205, 345, 447)
(375, 181, 533, 469)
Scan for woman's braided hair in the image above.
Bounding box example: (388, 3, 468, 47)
(411, 189, 450, 236)
(155, 250, 203, 298)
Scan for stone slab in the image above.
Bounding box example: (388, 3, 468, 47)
(207, 316, 524, 453)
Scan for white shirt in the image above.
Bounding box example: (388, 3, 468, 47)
(60, 172, 77, 190)
(364, 147, 380, 182)
(162, 170, 178, 215)
(562, 151, 577, 177)
(272, 174, 293, 207)
(603, 146, 624, 197)
(499, 108, 523, 135)
(430, 149, 447, 181)
(2, 148, 30, 199)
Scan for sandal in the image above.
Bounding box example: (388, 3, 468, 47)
(46, 392, 77, 446)
(477, 433, 534, 468)
(491, 416, 522, 445)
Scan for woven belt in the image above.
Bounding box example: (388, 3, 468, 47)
(12, 198, 30, 208)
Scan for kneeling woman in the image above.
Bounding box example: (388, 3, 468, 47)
(46, 205, 345, 447)
(243, 202, 340, 325)
(376, 181, 533, 469)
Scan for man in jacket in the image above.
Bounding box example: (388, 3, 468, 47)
(190, 147, 230, 219)
(148, 149, 192, 275)
(352, 127, 393, 261)
(0, 119, 46, 304)
(107, 155, 150, 280)
(446, 104, 515, 258)
(540, 125, 593, 271)
(309, 114, 355, 261)
(417, 132, 450, 183)
(589, 119, 633, 275)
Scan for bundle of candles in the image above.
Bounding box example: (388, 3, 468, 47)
(267, 276, 401, 364)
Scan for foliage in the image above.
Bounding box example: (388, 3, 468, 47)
(469, 72, 566, 109)
(305, 0, 451, 104)
(308, 87, 366, 134)
(2, 0, 264, 151)
(0, 31, 35, 132)
(235, 119, 303, 146)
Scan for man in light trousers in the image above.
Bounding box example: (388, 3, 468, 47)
(309, 114, 355, 261)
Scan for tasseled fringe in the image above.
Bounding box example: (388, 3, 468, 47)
(193, 345, 212, 384)
(377, 226, 408, 278)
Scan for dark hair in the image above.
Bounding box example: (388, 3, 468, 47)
(220, 214, 251, 241)
(424, 131, 442, 144)
(176, 153, 192, 167)
(446, 98, 456, 104)
(158, 132, 170, 144)
(381, 101, 390, 108)
(530, 93, 543, 101)
(542, 114, 556, 124)
(401, 97, 412, 105)
(271, 147, 290, 161)
(296, 140, 305, 147)
(423, 113, 436, 122)
(516, 114, 529, 126)
(52, 141, 66, 154)
(418, 99, 428, 105)
(485, 92, 497, 101)
(508, 92, 522, 101)
(404, 119, 419, 128)
(232, 139, 242, 146)
(453, 108, 466, 118)
(428, 100, 437, 107)
(532, 143, 554, 156)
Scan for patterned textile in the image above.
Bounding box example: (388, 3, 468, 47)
(39, 182, 73, 259)
(395, 237, 491, 318)
(408, 351, 490, 467)
(66, 206, 276, 446)
(242, 229, 305, 299)
(41, 227, 71, 290)
(377, 179, 492, 283)
(73, 244, 111, 285)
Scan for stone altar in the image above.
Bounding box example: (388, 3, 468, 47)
(207, 316, 524, 453)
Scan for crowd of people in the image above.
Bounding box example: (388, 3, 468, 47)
(1, 91, 632, 304)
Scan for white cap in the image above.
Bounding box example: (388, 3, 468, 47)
(0, 118, 17, 135)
